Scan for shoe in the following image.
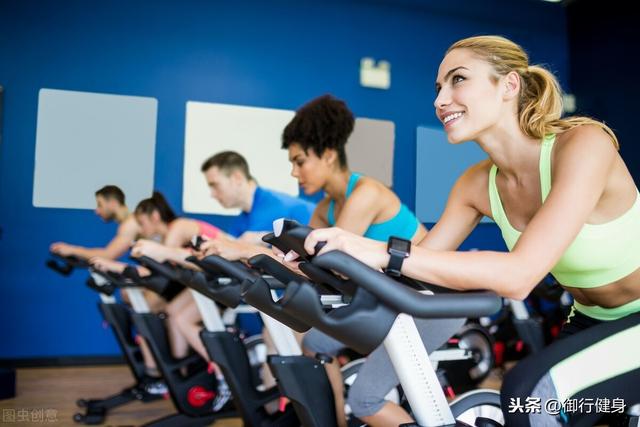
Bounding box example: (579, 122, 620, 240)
(211, 379, 232, 411)
(144, 379, 168, 395)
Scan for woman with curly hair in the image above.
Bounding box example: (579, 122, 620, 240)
(281, 95, 459, 427)
(283, 94, 426, 243)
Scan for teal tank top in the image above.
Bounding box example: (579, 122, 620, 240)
(327, 173, 419, 242)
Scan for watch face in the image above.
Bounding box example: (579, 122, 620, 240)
(389, 237, 411, 253)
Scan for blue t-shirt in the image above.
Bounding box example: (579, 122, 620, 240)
(227, 187, 315, 237)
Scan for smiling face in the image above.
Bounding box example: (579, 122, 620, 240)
(434, 48, 508, 144)
(287, 143, 335, 195)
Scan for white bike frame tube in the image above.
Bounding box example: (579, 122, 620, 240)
(259, 312, 302, 356)
(383, 313, 456, 426)
(222, 308, 237, 326)
(90, 272, 117, 304)
(99, 294, 116, 304)
(123, 287, 150, 314)
(190, 289, 225, 332)
(509, 299, 530, 320)
(320, 295, 347, 308)
(429, 348, 470, 363)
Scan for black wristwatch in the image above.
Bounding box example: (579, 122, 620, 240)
(385, 236, 411, 277)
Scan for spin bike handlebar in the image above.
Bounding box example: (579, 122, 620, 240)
(183, 255, 246, 308)
(263, 219, 355, 296)
(312, 251, 502, 319)
(191, 254, 311, 332)
(46, 252, 90, 276)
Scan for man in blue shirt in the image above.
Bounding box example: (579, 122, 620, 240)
(131, 151, 314, 261)
(198, 151, 315, 259)
(127, 151, 314, 407)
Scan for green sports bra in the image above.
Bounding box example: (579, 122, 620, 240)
(489, 134, 640, 289)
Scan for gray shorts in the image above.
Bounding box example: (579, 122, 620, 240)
(302, 317, 466, 418)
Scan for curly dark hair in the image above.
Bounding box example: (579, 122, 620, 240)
(282, 94, 354, 168)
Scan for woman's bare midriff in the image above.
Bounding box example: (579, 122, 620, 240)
(564, 267, 640, 308)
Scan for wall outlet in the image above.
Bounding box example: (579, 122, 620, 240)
(563, 93, 576, 113)
(360, 57, 391, 90)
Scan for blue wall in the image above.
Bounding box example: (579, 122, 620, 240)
(0, 0, 568, 359)
(567, 0, 639, 183)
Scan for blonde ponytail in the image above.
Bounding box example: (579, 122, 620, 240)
(447, 36, 619, 149)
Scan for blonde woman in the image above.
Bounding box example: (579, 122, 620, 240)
(304, 36, 640, 426)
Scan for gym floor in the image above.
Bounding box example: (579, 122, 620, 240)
(1, 365, 503, 426)
(1, 366, 242, 426)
